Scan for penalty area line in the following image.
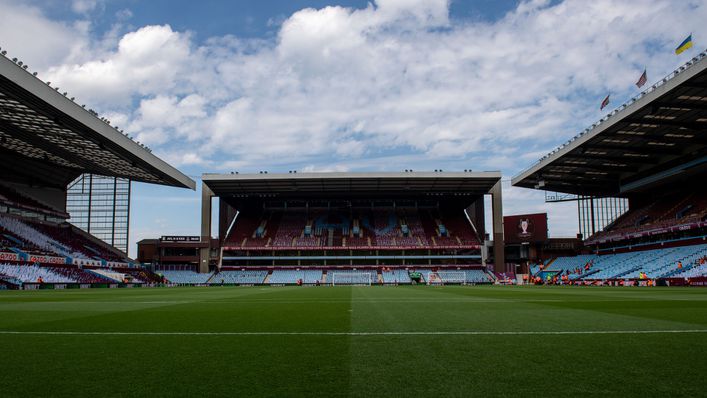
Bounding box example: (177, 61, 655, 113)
(0, 330, 706, 336)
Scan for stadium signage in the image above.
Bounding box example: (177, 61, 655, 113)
(221, 245, 482, 251)
(29, 255, 66, 264)
(160, 236, 201, 242)
(503, 213, 548, 244)
(586, 221, 707, 244)
(0, 252, 19, 261)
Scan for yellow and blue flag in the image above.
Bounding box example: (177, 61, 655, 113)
(675, 34, 693, 55)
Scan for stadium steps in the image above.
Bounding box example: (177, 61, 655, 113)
(660, 265, 688, 279)
(206, 272, 221, 284)
(263, 271, 272, 284)
(661, 259, 703, 278)
(577, 269, 601, 280)
(321, 271, 327, 284)
(3, 233, 25, 247)
(87, 269, 123, 282)
(9, 247, 26, 256)
(610, 265, 644, 280)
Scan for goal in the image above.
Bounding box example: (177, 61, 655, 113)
(331, 272, 373, 286)
(427, 271, 466, 285)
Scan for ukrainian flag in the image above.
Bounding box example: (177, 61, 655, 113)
(675, 34, 693, 55)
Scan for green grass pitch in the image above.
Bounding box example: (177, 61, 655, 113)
(1, 285, 706, 397)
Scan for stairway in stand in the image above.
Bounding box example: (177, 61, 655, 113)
(262, 270, 272, 284)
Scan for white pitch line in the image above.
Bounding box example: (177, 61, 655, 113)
(0, 330, 705, 336)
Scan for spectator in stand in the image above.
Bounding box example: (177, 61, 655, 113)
(677, 261, 683, 270)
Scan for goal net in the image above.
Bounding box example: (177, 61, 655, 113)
(331, 272, 373, 286)
(427, 271, 466, 285)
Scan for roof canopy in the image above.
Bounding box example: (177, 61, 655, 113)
(202, 171, 501, 199)
(512, 50, 707, 196)
(0, 54, 195, 189)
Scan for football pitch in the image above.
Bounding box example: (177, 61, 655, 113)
(1, 286, 706, 397)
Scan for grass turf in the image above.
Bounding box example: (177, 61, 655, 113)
(0, 285, 706, 397)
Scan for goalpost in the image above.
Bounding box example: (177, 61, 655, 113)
(331, 272, 373, 286)
(427, 271, 467, 286)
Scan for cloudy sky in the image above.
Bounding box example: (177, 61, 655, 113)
(1, 0, 705, 256)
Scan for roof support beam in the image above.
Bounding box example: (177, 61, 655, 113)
(564, 153, 656, 166)
(583, 143, 682, 155)
(655, 101, 707, 111)
(624, 117, 707, 132)
(0, 119, 120, 178)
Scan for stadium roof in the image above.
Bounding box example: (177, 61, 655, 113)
(512, 50, 707, 197)
(0, 53, 195, 190)
(202, 171, 501, 198)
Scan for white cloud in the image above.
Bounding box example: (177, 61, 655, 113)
(0, 1, 89, 71)
(5, 0, 707, 239)
(71, 0, 98, 14)
(44, 25, 192, 106)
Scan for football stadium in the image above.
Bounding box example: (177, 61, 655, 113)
(1, 1, 707, 397)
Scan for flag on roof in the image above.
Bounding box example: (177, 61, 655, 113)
(675, 34, 693, 55)
(636, 69, 648, 88)
(600, 94, 610, 110)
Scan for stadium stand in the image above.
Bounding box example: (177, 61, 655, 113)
(587, 194, 707, 245)
(381, 269, 412, 284)
(0, 263, 73, 283)
(0, 213, 128, 262)
(50, 266, 112, 284)
(0, 225, 54, 256)
(541, 244, 707, 281)
(0, 51, 194, 288)
(161, 269, 214, 284)
(0, 213, 72, 257)
(546, 254, 596, 273)
(269, 269, 323, 284)
(212, 270, 269, 284)
(463, 269, 494, 283)
(223, 207, 481, 250)
(0, 184, 68, 218)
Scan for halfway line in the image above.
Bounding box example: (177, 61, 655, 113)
(0, 329, 706, 336)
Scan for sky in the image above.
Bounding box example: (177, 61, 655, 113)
(0, 0, 705, 257)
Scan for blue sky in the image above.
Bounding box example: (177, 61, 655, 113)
(0, 0, 705, 257)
